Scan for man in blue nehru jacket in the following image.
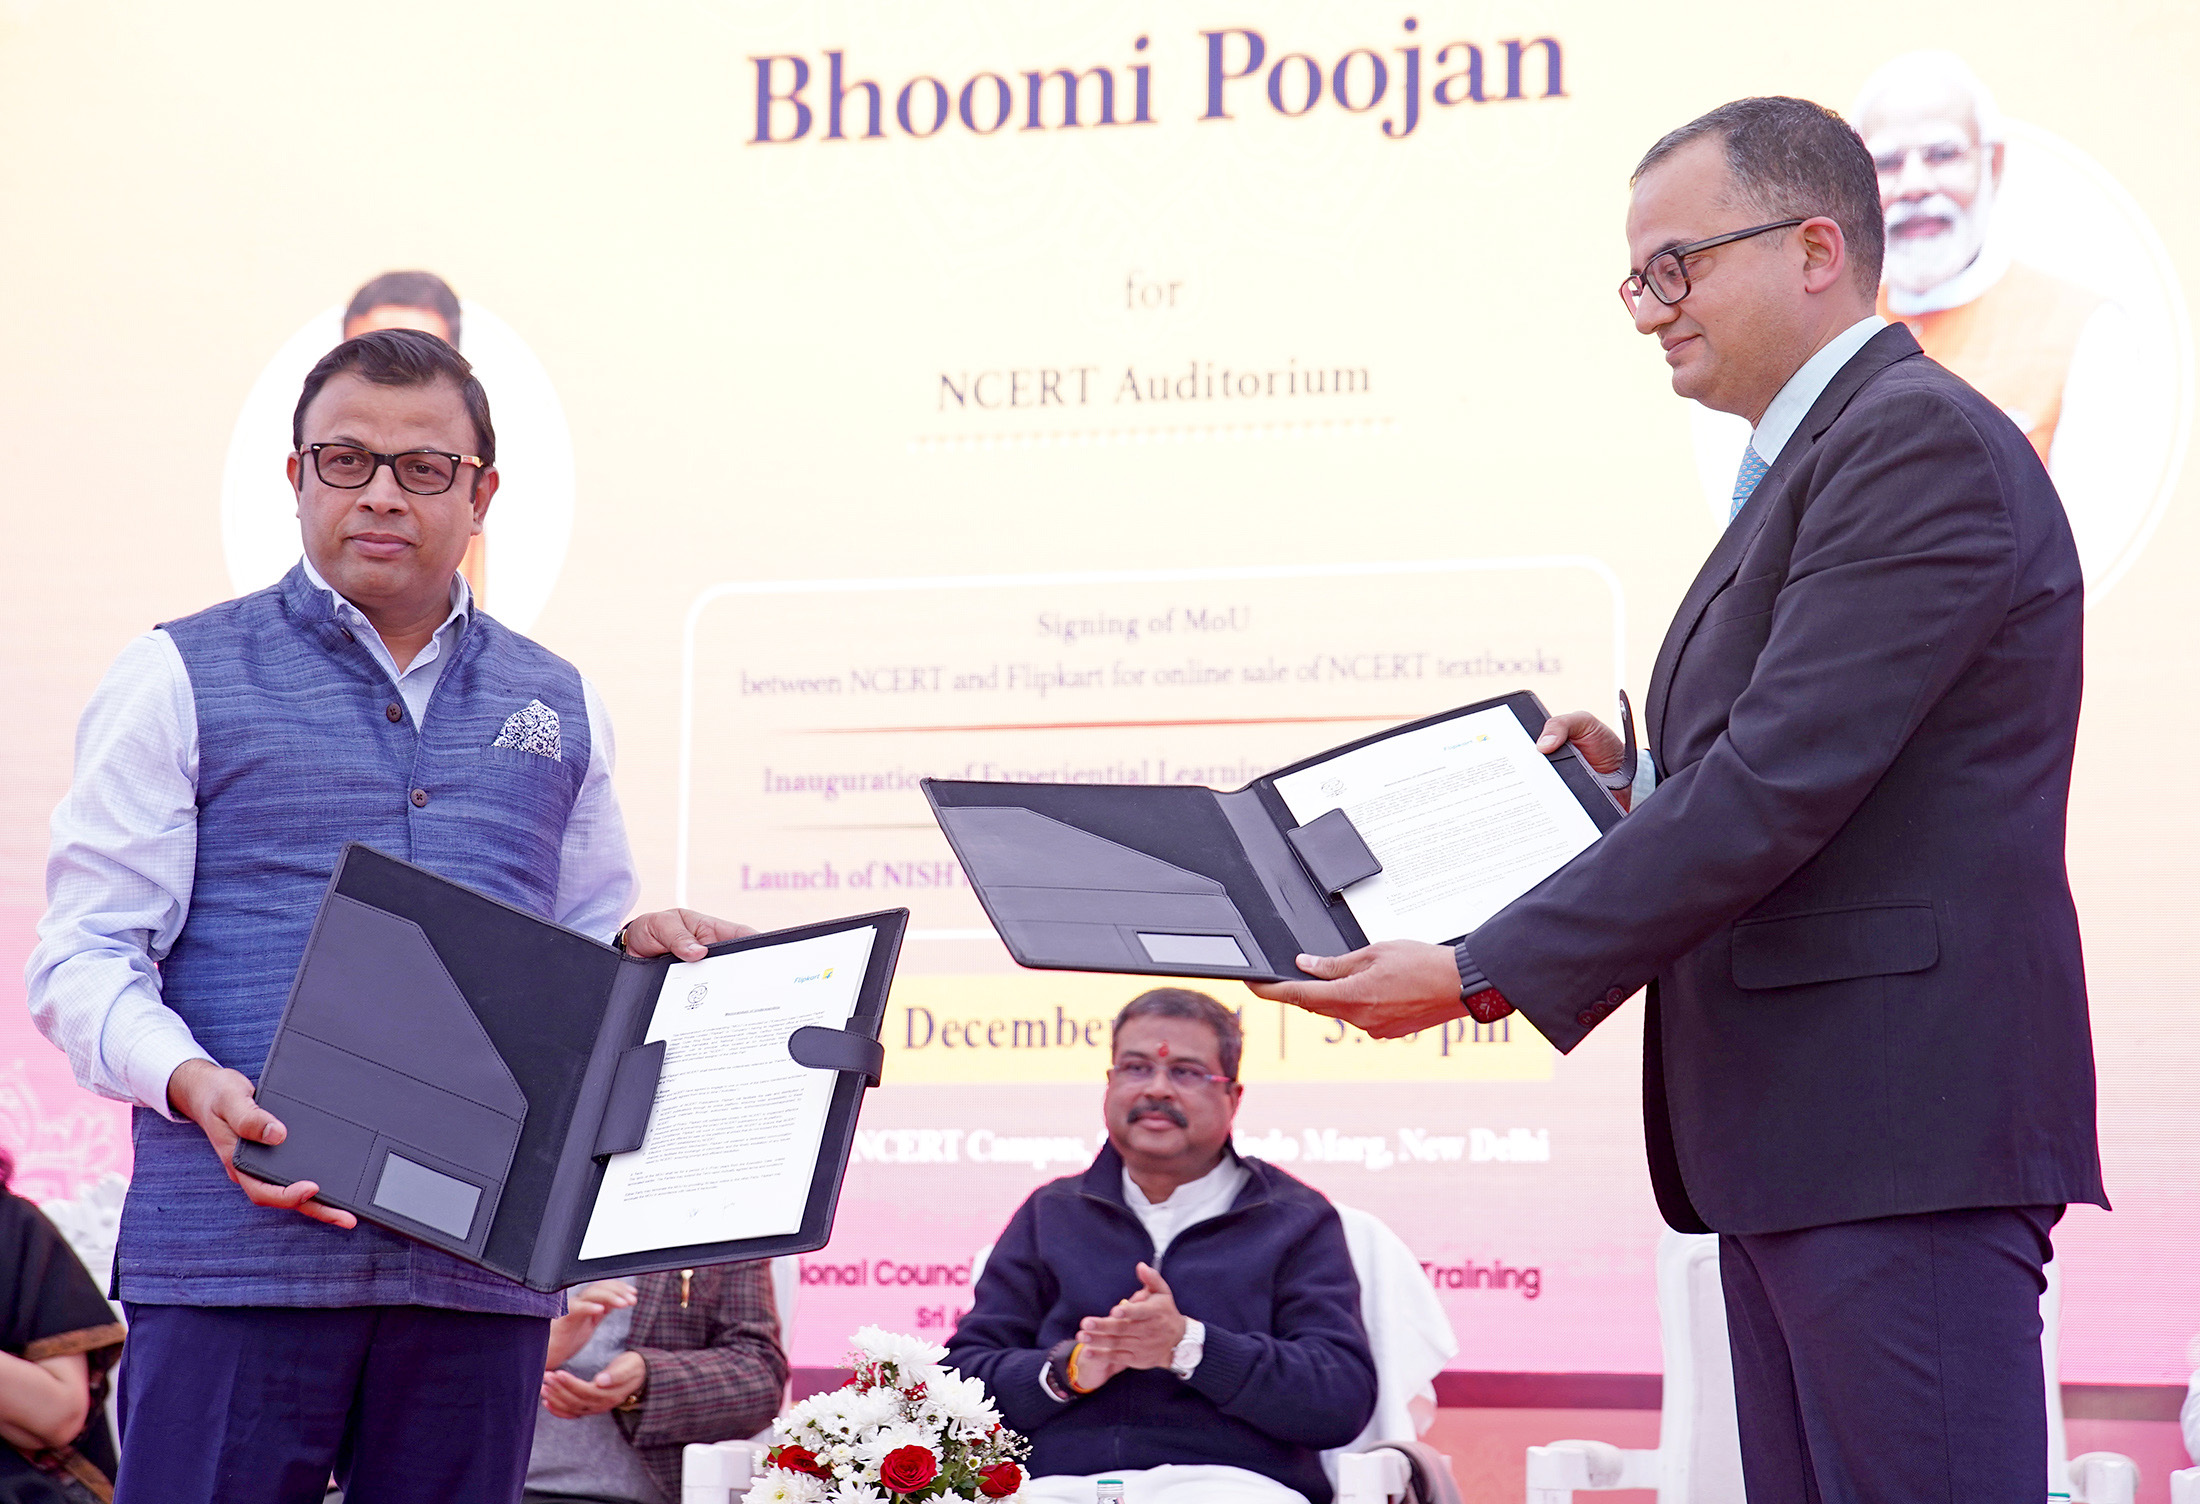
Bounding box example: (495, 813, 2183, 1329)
(27, 329, 746, 1503)
(946, 989, 1374, 1504)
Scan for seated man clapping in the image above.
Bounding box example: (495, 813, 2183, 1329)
(945, 989, 1374, 1504)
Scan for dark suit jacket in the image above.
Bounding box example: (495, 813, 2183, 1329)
(1472, 324, 2107, 1235)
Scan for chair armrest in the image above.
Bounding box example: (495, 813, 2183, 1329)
(1527, 1438, 1664, 1502)
(1337, 1447, 1414, 1504)
(682, 1439, 767, 1502)
(2069, 1450, 2139, 1504)
(1349, 1439, 1463, 1504)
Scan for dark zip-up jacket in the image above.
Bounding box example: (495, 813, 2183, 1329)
(944, 1145, 1375, 1504)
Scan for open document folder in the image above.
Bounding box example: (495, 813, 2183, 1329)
(234, 844, 905, 1290)
(922, 691, 1624, 983)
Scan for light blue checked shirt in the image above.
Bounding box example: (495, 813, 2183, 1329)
(28, 564, 637, 1120)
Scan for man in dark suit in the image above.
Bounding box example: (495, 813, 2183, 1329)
(1257, 96, 2105, 1501)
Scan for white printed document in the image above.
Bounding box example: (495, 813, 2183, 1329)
(578, 925, 878, 1260)
(1272, 705, 1603, 945)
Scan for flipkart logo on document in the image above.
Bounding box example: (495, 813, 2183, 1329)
(886, 973, 1552, 1085)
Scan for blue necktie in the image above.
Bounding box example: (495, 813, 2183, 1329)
(1730, 444, 1769, 522)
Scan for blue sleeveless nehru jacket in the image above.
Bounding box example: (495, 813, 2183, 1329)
(121, 564, 590, 1316)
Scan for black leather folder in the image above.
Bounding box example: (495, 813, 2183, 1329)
(922, 691, 1622, 983)
(235, 844, 905, 1290)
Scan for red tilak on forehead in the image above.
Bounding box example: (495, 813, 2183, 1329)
(1156, 1042, 1170, 1058)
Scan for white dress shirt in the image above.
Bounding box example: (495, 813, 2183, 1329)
(1627, 315, 1887, 809)
(1124, 1152, 1250, 1261)
(25, 562, 638, 1122)
(1749, 314, 1890, 468)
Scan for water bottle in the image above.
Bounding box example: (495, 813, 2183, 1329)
(1095, 1480, 1126, 1504)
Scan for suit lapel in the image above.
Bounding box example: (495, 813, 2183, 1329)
(1645, 325, 1924, 749)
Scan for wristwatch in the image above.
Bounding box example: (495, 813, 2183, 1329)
(1168, 1319, 1205, 1380)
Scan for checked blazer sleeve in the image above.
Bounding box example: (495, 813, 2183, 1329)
(619, 1261, 788, 1497)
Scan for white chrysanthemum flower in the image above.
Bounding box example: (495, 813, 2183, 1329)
(853, 1422, 933, 1470)
(805, 1388, 868, 1433)
(776, 1394, 834, 1439)
(828, 1484, 889, 1504)
(919, 1369, 999, 1437)
(832, 1385, 903, 1435)
(741, 1470, 827, 1504)
(851, 1325, 948, 1373)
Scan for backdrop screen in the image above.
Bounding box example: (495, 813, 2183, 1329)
(2, 0, 2194, 1386)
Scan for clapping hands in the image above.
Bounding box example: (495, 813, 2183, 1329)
(1073, 1263, 1188, 1389)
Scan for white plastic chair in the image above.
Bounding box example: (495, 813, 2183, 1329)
(2042, 1258, 2139, 1504)
(683, 1440, 760, 1504)
(1526, 1233, 2137, 1504)
(1526, 1229, 1742, 1504)
(2174, 1371, 2200, 1504)
(1326, 1204, 1463, 1504)
(37, 1171, 129, 1301)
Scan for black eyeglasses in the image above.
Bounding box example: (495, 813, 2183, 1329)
(300, 443, 487, 496)
(1110, 1060, 1234, 1091)
(1619, 218, 1808, 313)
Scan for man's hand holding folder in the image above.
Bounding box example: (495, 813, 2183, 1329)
(1249, 942, 1472, 1041)
(1251, 707, 1634, 1038)
(233, 846, 908, 1286)
(615, 906, 757, 962)
(202, 903, 750, 1226)
(170, 1056, 361, 1228)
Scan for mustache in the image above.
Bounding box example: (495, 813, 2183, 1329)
(1126, 1098, 1188, 1128)
(1887, 192, 1967, 234)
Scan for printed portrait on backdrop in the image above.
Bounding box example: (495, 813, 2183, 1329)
(1688, 52, 2190, 594)
(220, 268, 577, 631)
(335, 273, 488, 597)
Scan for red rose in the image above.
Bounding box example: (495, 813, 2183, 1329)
(878, 1444, 940, 1493)
(770, 1444, 830, 1479)
(980, 1461, 1024, 1498)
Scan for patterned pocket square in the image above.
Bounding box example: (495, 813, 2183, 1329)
(491, 699, 562, 761)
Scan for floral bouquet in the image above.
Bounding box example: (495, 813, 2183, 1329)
(746, 1326, 1029, 1503)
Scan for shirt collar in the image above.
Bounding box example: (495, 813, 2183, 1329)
(1123, 1149, 1246, 1215)
(298, 554, 472, 637)
(1750, 315, 1889, 467)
